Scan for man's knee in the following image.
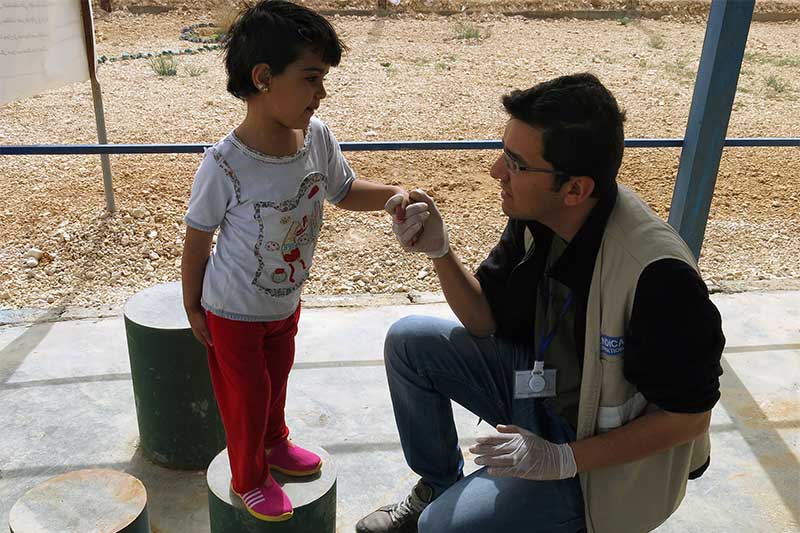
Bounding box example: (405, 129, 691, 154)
(383, 315, 436, 367)
(417, 502, 438, 533)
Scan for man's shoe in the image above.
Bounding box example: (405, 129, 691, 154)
(355, 479, 433, 532)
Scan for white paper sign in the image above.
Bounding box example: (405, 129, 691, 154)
(0, 0, 93, 105)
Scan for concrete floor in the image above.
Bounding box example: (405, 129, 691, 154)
(1, 291, 798, 532)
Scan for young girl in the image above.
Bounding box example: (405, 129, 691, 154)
(181, 0, 407, 521)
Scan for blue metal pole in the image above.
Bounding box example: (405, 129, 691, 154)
(1, 138, 797, 156)
(668, 0, 755, 258)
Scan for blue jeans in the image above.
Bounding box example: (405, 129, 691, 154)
(384, 316, 586, 533)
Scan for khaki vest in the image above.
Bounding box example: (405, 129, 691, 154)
(573, 185, 711, 533)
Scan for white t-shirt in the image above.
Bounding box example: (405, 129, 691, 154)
(185, 117, 355, 321)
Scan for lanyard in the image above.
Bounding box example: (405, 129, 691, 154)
(534, 290, 574, 365)
(528, 289, 573, 394)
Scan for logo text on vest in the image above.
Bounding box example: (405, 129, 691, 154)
(600, 334, 625, 356)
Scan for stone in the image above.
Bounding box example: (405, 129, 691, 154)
(26, 248, 44, 260)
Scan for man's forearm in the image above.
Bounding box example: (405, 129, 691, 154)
(569, 409, 711, 473)
(432, 249, 496, 336)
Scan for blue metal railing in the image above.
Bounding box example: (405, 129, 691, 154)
(1, 137, 798, 156)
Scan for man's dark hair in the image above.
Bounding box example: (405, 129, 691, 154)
(502, 73, 626, 197)
(222, 0, 347, 100)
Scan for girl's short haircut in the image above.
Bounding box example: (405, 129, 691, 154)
(222, 0, 346, 100)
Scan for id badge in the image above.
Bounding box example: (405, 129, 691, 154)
(514, 369, 557, 399)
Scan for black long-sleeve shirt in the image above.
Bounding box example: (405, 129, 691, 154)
(475, 184, 724, 415)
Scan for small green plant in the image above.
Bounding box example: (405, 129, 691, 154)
(148, 55, 178, 76)
(766, 75, 789, 93)
(435, 55, 456, 72)
(617, 15, 631, 26)
(744, 51, 800, 68)
(665, 55, 694, 84)
(453, 22, 488, 41)
(184, 65, 207, 77)
(648, 34, 665, 50)
(380, 61, 397, 77)
(774, 56, 800, 67)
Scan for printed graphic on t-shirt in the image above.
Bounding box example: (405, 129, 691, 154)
(210, 146, 243, 203)
(252, 173, 325, 297)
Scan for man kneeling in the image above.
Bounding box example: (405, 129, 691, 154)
(358, 73, 724, 533)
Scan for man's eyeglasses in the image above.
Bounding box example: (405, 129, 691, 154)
(502, 150, 568, 179)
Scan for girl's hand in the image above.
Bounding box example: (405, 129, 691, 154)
(385, 190, 426, 246)
(384, 191, 409, 222)
(186, 306, 213, 346)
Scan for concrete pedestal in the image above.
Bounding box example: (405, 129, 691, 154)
(123, 281, 226, 470)
(8, 469, 150, 533)
(207, 446, 337, 533)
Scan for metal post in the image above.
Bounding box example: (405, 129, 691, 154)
(668, 0, 754, 258)
(90, 77, 116, 212)
(80, 0, 116, 213)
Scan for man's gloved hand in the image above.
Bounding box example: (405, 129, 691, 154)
(384, 189, 449, 259)
(469, 424, 578, 481)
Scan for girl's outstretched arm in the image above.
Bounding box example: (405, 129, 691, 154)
(335, 179, 407, 211)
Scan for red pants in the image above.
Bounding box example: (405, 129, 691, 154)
(205, 305, 301, 493)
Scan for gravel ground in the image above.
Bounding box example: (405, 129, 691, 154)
(1, 4, 798, 310)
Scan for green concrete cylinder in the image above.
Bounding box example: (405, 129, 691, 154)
(9, 469, 150, 533)
(207, 446, 337, 533)
(124, 281, 226, 470)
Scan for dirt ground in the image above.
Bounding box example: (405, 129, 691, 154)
(1, 2, 799, 309)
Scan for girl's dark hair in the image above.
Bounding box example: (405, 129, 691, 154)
(502, 73, 626, 197)
(222, 0, 347, 100)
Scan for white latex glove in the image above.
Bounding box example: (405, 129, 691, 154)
(469, 424, 578, 481)
(384, 189, 449, 259)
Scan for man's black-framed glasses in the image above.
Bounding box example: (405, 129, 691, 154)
(503, 150, 568, 179)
